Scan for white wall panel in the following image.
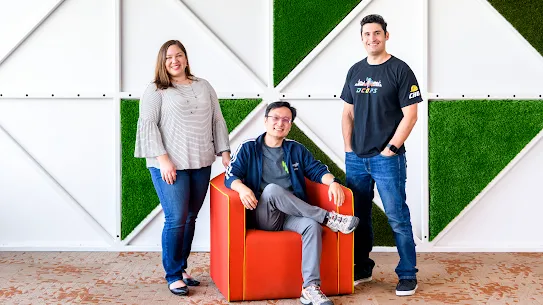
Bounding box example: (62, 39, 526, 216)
(0, 99, 116, 237)
(0, 0, 59, 62)
(0, 131, 109, 247)
(284, 0, 424, 94)
(0, 0, 114, 93)
(121, 0, 263, 94)
(129, 190, 211, 251)
(182, 0, 269, 84)
(434, 138, 543, 249)
(0, 0, 541, 251)
(429, 0, 543, 95)
(229, 106, 269, 149)
(289, 100, 345, 162)
(127, 210, 162, 248)
(404, 123, 423, 239)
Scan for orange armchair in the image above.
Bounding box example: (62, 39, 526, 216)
(209, 173, 354, 301)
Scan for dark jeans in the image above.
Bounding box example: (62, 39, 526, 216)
(345, 152, 418, 280)
(149, 166, 212, 285)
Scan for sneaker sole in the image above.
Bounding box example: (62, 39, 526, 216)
(299, 296, 311, 305)
(395, 284, 418, 296)
(300, 296, 333, 305)
(354, 276, 372, 285)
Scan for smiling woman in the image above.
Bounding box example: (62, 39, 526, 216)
(133, 39, 231, 297)
(153, 40, 196, 89)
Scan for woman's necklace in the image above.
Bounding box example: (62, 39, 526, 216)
(172, 77, 192, 85)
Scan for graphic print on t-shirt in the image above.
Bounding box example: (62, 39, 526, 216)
(261, 143, 293, 191)
(355, 77, 382, 94)
(409, 85, 421, 99)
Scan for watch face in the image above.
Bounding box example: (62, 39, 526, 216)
(389, 145, 398, 153)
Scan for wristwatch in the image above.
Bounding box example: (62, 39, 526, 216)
(332, 177, 342, 185)
(386, 143, 399, 154)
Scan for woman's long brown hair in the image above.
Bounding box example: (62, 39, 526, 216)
(153, 40, 195, 90)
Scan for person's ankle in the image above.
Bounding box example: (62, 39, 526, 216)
(323, 212, 330, 225)
(169, 280, 187, 289)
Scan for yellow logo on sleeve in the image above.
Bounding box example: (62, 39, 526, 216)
(409, 85, 420, 99)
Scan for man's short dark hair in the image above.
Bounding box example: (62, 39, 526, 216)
(265, 101, 297, 122)
(360, 14, 387, 33)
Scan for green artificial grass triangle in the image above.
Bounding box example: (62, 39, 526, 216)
(120, 100, 159, 239)
(429, 100, 543, 240)
(288, 124, 395, 246)
(488, 0, 543, 57)
(273, 0, 361, 86)
(219, 99, 262, 133)
(120, 99, 261, 239)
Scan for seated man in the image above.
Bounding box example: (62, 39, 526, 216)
(225, 101, 359, 305)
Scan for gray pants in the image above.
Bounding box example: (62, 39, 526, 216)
(256, 184, 328, 287)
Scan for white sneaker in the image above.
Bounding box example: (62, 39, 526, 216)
(325, 211, 359, 234)
(300, 285, 333, 305)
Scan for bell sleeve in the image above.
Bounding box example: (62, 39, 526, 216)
(134, 83, 167, 158)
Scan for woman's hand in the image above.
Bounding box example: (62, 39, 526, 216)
(157, 155, 177, 185)
(221, 151, 231, 168)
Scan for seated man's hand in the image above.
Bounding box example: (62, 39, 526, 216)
(238, 184, 258, 210)
(328, 182, 345, 206)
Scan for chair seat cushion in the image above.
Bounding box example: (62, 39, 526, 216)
(244, 228, 339, 300)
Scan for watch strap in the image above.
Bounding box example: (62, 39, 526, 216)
(386, 143, 399, 153)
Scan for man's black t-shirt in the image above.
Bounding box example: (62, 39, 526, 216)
(340, 55, 423, 157)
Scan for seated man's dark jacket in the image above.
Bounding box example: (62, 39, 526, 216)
(225, 132, 331, 204)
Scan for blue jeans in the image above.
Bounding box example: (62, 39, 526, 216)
(345, 152, 418, 280)
(149, 166, 212, 285)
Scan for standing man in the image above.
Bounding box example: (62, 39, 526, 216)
(340, 14, 422, 296)
(226, 101, 359, 305)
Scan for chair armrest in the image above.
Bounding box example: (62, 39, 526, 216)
(210, 173, 245, 301)
(305, 178, 354, 216)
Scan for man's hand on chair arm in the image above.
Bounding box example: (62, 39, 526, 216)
(231, 179, 258, 210)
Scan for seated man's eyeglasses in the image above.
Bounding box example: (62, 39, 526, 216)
(266, 116, 292, 124)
